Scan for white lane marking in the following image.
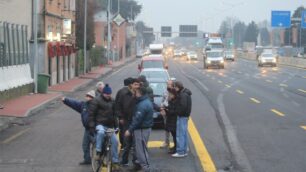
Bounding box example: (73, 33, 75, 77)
(177, 64, 209, 92)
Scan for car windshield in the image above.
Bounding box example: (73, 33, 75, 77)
(262, 54, 274, 58)
(149, 82, 167, 96)
(140, 71, 169, 81)
(188, 52, 196, 55)
(207, 52, 223, 58)
(210, 44, 224, 49)
(225, 51, 233, 55)
(143, 61, 164, 68)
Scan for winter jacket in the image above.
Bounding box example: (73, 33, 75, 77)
(165, 99, 178, 132)
(63, 97, 91, 129)
(115, 87, 136, 122)
(176, 88, 192, 117)
(88, 95, 117, 130)
(128, 95, 154, 132)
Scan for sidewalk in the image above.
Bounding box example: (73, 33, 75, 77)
(0, 57, 136, 132)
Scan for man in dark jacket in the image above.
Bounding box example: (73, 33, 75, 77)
(125, 86, 153, 172)
(62, 90, 95, 165)
(88, 84, 119, 164)
(115, 77, 134, 147)
(115, 78, 139, 165)
(172, 81, 192, 158)
(138, 75, 154, 101)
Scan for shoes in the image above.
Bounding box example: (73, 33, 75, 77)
(159, 142, 169, 149)
(120, 162, 129, 167)
(171, 153, 187, 158)
(128, 163, 142, 171)
(168, 147, 176, 154)
(79, 160, 91, 165)
(0, 104, 4, 109)
(112, 163, 121, 171)
(95, 151, 101, 161)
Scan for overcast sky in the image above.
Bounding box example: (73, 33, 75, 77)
(135, 0, 304, 32)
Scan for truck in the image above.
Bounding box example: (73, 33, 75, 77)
(149, 44, 164, 55)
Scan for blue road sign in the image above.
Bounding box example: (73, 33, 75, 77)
(302, 10, 306, 28)
(271, 11, 291, 28)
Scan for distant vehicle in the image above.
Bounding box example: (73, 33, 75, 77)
(258, 53, 277, 67)
(224, 50, 235, 61)
(138, 56, 168, 71)
(136, 49, 144, 58)
(139, 68, 170, 81)
(174, 50, 181, 58)
(204, 50, 225, 69)
(149, 44, 164, 55)
(186, 51, 198, 61)
(205, 37, 224, 51)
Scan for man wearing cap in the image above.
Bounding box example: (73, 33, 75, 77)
(115, 78, 140, 166)
(114, 77, 134, 148)
(88, 84, 120, 165)
(62, 90, 96, 165)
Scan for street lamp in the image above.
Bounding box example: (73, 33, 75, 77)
(83, 0, 87, 74)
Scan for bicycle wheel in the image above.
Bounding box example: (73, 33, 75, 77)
(105, 144, 112, 172)
(90, 142, 100, 172)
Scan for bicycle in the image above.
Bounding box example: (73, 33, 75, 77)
(90, 128, 118, 172)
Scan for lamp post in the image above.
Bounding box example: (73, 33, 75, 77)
(83, 0, 87, 74)
(117, 0, 120, 61)
(33, 0, 38, 93)
(107, 0, 111, 64)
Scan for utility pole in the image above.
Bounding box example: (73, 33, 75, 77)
(117, 0, 120, 61)
(107, 0, 112, 64)
(33, 0, 38, 93)
(83, 0, 87, 74)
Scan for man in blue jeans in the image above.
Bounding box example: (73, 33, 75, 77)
(172, 81, 192, 158)
(88, 84, 119, 165)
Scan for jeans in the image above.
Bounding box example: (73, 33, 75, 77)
(176, 117, 189, 155)
(134, 129, 151, 171)
(96, 125, 119, 163)
(82, 129, 91, 162)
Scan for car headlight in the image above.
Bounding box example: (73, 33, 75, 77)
(207, 60, 211, 64)
(220, 60, 224, 63)
(272, 58, 276, 63)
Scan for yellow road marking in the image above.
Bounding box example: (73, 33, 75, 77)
(225, 84, 231, 88)
(279, 84, 288, 87)
(2, 128, 30, 144)
(218, 80, 223, 84)
(298, 89, 306, 94)
(303, 76, 306, 79)
(300, 126, 306, 130)
(148, 141, 174, 148)
(236, 89, 244, 94)
(271, 109, 285, 117)
(250, 98, 261, 104)
(266, 80, 273, 83)
(188, 119, 216, 172)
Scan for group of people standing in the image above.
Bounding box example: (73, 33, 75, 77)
(62, 75, 192, 172)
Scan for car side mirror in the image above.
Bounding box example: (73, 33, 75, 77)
(138, 64, 141, 70)
(165, 65, 168, 69)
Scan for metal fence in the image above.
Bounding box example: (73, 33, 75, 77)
(0, 21, 29, 67)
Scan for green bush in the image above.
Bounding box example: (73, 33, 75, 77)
(89, 46, 107, 67)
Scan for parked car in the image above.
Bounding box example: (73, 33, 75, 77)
(204, 50, 225, 69)
(258, 53, 277, 67)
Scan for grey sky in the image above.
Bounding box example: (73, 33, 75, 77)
(135, 0, 304, 32)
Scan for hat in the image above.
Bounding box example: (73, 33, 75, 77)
(96, 81, 104, 89)
(124, 77, 134, 86)
(138, 75, 147, 82)
(131, 78, 141, 84)
(174, 81, 184, 90)
(86, 90, 96, 98)
(102, 84, 112, 94)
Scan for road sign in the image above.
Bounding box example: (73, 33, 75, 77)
(161, 26, 172, 37)
(113, 14, 125, 26)
(143, 27, 154, 34)
(302, 10, 306, 28)
(179, 25, 198, 37)
(271, 11, 291, 28)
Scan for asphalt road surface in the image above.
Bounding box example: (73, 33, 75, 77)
(1, 55, 305, 172)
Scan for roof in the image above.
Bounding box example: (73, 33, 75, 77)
(149, 44, 163, 50)
(207, 37, 223, 44)
(141, 68, 168, 72)
(142, 56, 164, 61)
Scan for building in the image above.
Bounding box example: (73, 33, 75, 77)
(37, 0, 77, 85)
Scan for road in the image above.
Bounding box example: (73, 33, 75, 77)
(0, 55, 306, 172)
